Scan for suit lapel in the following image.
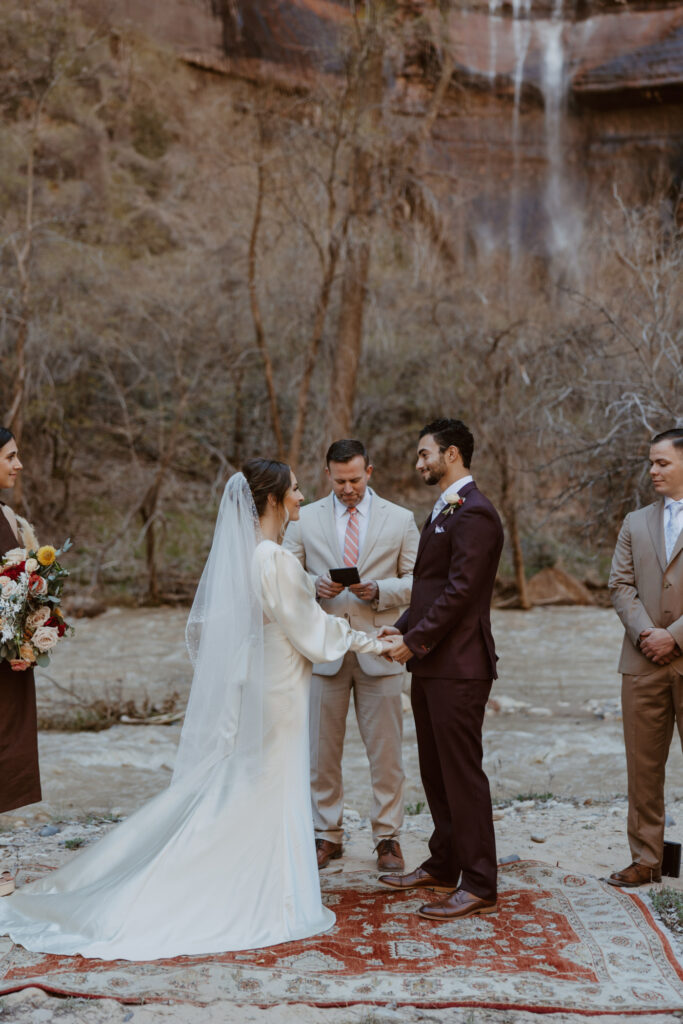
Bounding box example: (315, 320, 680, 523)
(645, 500, 666, 572)
(318, 496, 342, 564)
(414, 482, 477, 574)
(358, 493, 388, 574)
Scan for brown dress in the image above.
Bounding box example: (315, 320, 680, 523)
(0, 506, 41, 813)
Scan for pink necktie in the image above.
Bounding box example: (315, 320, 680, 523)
(343, 508, 360, 566)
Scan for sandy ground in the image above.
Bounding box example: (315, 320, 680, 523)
(1, 607, 683, 1023)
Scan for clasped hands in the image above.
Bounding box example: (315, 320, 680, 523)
(314, 575, 411, 663)
(377, 626, 412, 665)
(639, 627, 681, 666)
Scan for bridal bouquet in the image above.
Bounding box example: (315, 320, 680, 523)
(0, 540, 73, 671)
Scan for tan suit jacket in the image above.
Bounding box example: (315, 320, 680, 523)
(284, 489, 419, 676)
(609, 498, 683, 675)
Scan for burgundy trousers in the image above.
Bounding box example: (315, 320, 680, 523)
(411, 674, 497, 901)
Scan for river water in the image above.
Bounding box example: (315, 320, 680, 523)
(5, 606, 681, 824)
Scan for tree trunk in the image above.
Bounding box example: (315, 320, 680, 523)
(324, 237, 370, 444)
(248, 161, 285, 460)
(499, 454, 531, 610)
(506, 503, 531, 610)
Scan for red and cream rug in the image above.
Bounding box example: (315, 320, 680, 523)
(1, 862, 682, 1012)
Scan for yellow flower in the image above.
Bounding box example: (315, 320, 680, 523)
(36, 546, 56, 567)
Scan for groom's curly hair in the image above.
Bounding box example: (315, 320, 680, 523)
(419, 419, 474, 469)
(243, 458, 291, 516)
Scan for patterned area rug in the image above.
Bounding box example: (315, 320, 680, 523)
(1, 862, 682, 1012)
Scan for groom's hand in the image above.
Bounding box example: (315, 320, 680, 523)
(316, 573, 344, 600)
(384, 636, 413, 664)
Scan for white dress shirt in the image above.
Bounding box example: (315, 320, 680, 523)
(664, 495, 683, 562)
(431, 475, 474, 521)
(333, 488, 373, 561)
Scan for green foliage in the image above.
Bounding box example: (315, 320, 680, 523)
(404, 800, 426, 815)
(63, 837, 85, 849)
(130, 104, 172, 159)
(650, 887, 683, 935)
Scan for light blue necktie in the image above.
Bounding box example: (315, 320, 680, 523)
(431, 495, 447, 522)
(665, 501, 682, 562)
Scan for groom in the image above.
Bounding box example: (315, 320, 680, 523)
(379, 418, 504, 920)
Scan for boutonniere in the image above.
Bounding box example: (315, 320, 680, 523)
(442, 493, 465, 517)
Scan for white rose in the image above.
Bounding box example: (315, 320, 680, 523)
(31, 625, 60, 652)
(27, 606, 51, 630)
(0, 578, 19, 599)
(25, 558, 39, 573)
(3, 548, 27, 566)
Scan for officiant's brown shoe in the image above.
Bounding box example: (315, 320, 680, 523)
(606, 862, 661, 888)
(316, 838, 342, 869)
(376, 838, 404, 872)
(418, 887, 497, 920)
(379, 866, 456, 893)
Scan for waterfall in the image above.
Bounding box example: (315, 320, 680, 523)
(508, 0, 533, 267)
(482, 0, 583, 283)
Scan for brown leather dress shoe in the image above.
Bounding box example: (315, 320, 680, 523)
(418, 887, 497, 920)
(376, 838, 405, 872)
(316, 838, 342, 869)
(378, 865, 457, 893)
(606, 862, 662, 888)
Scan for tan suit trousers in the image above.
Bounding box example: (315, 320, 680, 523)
(310, 651, 405, 845)
(622, 664, 683, 868)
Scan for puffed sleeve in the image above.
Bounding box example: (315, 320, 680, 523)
(258, 542, 384, 664)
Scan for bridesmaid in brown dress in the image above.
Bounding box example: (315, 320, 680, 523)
(0, 428, 41, 897)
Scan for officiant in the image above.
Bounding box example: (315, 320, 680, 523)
(284, 439, 419, 872)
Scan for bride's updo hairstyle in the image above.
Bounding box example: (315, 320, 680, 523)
(242, 458, 291, 517)
(0, 427, 15, 449)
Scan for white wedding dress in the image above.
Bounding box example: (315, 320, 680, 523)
(0, 539, 382, 960)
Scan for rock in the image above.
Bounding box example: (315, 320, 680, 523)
(65, 596, 108, 619)
(526, 568, 595, 607)
(530, 834, 547, 843)
(39, 824, 60, 837)
(499, 854, 521, 864)
(487, 695, 532, 714)
(666, 813, 676, 827)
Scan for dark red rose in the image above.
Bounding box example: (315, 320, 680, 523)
(2, 562, 25, 580)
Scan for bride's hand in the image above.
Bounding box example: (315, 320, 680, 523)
(378, 636, 399, 660)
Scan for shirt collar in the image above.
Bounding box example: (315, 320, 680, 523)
(436, 476, 474, 505)
(333, 488, 373, 519)
(664, 496, 683, 509)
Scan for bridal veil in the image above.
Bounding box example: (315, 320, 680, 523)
(173, 471, 265, 782)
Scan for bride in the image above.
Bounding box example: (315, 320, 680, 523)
(0, 459, 396, 960)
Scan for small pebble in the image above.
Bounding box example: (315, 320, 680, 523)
(499, 854, 521, 864)
(665, 813, 676, 827)
(531, 834, 546, 843)
(39, 825, 60, 837)
(123, 1014, 134, 1023)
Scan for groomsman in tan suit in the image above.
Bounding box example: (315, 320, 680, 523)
(285, 439, 419, 871)
(608, 428, 683, 888)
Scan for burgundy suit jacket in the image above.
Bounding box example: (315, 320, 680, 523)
(395, 481, 503, 679)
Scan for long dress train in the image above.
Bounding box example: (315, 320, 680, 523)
(0, 541, 382, 960)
